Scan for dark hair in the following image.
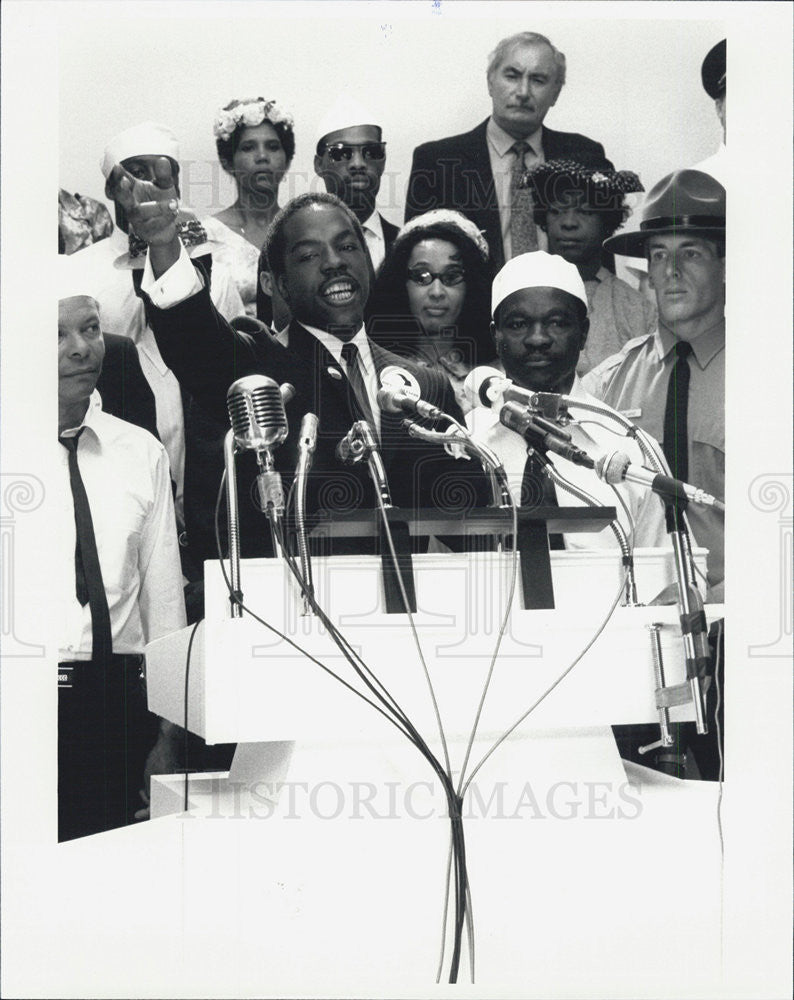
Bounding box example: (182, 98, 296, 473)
(532, 177, 628, 240)
(367, 218, 495, 366)
(215, 99, 295, 171)
(262, 191, 368, 280)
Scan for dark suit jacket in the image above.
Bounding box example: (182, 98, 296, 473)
(145, 281, 488, 558)
(96, 333, 159, 438)
(405, 118, 613, 272)
(380, 214, 399, 255)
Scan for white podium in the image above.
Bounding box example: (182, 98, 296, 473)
(146, 547, 715, 817)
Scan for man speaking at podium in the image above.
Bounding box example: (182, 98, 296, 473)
(467, 251, 668, 550)
(109, 163, 486, 549)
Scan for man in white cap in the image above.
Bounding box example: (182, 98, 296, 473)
(57, 256, 186, 841)
(314, 96, 398, 271)
(68, 121, 244, 572)
(467, 251, 667, 552)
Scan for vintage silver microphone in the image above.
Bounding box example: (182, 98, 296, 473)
(224, 375, 294, 600)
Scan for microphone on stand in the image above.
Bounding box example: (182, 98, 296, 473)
(225, 375, 294, 568)
(377, 364, 447, 422)
(226, 375, 294, 518)
(336, 420, 392, 506)
(595, 450, 725, 510)
(464, 367, 568, 422)
(500, 402, 594, 469)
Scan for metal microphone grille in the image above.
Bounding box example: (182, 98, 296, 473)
(226, 375, 288, 451)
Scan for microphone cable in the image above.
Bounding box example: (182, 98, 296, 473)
(460, 566, 629, 800)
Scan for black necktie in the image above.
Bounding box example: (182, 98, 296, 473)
(341, 341, 377, 432)
(60, 431, 113, 662)
(663, 340, 693, 483)
(521, 450, 565, 550)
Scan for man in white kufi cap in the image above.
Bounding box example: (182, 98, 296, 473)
(66, 119, 244, 557)
(466, 251, 668, 553)
(313, 95, 398, 270)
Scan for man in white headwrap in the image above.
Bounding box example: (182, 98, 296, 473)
(313, 96, 398, 271)
(466, 250, 668, 552)
(57, 255, 186, 841)
(68, 120, 244, 560)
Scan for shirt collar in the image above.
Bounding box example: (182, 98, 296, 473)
(300, 323, 372, 371)
(60, 390, 104, 440)
(654, 318, 725, 367)
(361, 210, 383, 242)
(584, 267, 612, 287)
(487, 117, 543, 158)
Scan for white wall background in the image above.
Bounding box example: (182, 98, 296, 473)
(58, 3, 724, 224)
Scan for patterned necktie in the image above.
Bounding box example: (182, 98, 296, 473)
(340, 341, 377, 433)
(60, 431, 113, 662)
(662, 340, 693, 483)
(510, 141, 539, 256)
(521, 450, 565, 550)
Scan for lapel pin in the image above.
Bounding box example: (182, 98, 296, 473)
(327, 366, 343, 380)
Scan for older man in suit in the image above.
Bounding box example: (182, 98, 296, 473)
(111, 163, 488, 546)
(405, 32, 612, 272)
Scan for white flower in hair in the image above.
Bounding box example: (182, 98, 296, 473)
(591, 172, 607, 184)
(240, 102, 266, 127)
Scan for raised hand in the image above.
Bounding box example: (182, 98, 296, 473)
(108, 156, 183, 273)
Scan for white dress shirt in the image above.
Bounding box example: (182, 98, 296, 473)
(466, 376, 669, 551)
(361, 209, 386, 272)
(69, 225, 245, 529)
(486, 117, 548, 260)
(59, 392, 186, 660)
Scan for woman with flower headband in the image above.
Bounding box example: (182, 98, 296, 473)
(203, 97, 295, 317)
(367, 209, 496, 414)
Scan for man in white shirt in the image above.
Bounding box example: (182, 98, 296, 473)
(68, 121, 244, 554)
(467, 251, 668, 558)
(314, 96, 399, 272)
(405, 32, 612, 272)
(57, 264, 186, 841)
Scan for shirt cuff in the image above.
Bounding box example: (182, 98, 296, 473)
(140, 242, 205, 307)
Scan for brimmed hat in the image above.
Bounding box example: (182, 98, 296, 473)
(701, 39, 726, 99)
(602, 169, 725, 258)
(523, 159, 644, 209)
(491, 251, 587, 318)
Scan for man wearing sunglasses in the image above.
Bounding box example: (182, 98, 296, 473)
(314, 96, 399, 272)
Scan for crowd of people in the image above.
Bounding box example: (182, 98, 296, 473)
(57, 31, 726, 840)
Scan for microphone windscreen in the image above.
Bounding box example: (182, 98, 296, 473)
(463, 365, 507, 409)
(227, 374, 288, 451)
(596, 450, 631, 485)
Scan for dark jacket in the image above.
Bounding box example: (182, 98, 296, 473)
(145, 280, 489, 558)
(96, 333, 159, 438)
(405, 118, 613, 272)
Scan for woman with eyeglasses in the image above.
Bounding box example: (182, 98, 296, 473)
(204, 97, 295, 318)
(367, 210, 495, 413)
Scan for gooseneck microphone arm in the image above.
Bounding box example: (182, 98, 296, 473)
(337, 420, 393, 507)
(222, 429, 244, 618)
(295, 413, 318, 616)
